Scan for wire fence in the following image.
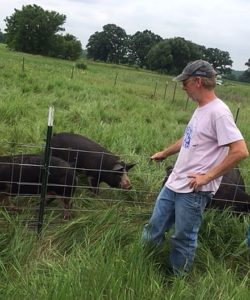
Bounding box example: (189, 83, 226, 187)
(0, 139, 249, 233)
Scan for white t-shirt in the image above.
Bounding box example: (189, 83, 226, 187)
(166, 98, 244, 194)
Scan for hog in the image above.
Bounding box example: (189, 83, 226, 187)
(0, 154, 76, 219)
(51, 132, 135, 193)
(209, 168, 249, 212)
(162, 166, 249, 213)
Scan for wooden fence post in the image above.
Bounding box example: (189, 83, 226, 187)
(114, 73, 118, 86)
(172, 82, 177, 103)
(153, 81, 158, 97)
(235, 105, 240, 124)
(163, 81, 168, 100)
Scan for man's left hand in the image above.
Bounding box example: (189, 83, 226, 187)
(187, 173, 211, 190)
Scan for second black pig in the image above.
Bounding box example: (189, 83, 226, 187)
(162, 166, 249, 213)
(51, 132, 136, 192)
(0, 154, 76, 219)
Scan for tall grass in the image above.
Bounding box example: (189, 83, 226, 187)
(0, 209, 249, 299)
(0, 43, 249, 299)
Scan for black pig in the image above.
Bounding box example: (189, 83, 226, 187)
(51, 132, 135, 193)
(162, 166, 249, 213)
(0, 154, 76, 219)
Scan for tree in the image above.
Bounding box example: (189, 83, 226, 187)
(147, 37, 203, 74)
(245, 58, 250, 67)
(49, 34, 82, 60)
(165, 38, 203, 73)
(239, 58, 250, 82)
(0, 29, 5, 43)
(167, 38, 192, 73)
(4, 4, 66, 55)
(87, 24, 128, 63)
(203, 48, 232, 74)
(186, 41, 204, 63)
(147, 40, 173, 72)
(87, 31, 110, 61)
(128, 30, 163, 67)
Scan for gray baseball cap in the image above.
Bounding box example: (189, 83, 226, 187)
(173, 59, 217, 81)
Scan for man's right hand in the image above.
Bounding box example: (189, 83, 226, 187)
(150, 151, 166, 161)
(150, 138, 183, 162)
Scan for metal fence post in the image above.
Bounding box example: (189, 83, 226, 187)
(37, 106, 54, 234)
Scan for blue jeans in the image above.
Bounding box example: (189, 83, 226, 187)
(142, 186, 212, 274)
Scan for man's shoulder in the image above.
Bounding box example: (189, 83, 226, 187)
(212, 98, 226, 106)
(210, 98, 230, 113)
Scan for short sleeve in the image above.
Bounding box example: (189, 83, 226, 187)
(215, 114, 243, 146)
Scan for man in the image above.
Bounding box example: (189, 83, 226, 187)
(142, 59, 249, 275)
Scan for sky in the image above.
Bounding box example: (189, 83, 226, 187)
(0, 0, 249, 70)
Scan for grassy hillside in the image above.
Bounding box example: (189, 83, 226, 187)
(0, 44, 249, 299)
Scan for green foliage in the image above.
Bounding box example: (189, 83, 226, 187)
(0, 28, 5, 43)
(147, 37, 203, 73)
(239, 59, 250, 82)
(87, 24, 128, 63)
(239, 58, 250, 82)
(4, 4, 82, 61)
(49, 34, 82, 60)
(203, 47, 233, 74)
(239, 70, 250, 83)
(86, 24, 235, 76)
(4, 4, 66, 55)
(245, 58, 250, 68)
(128, 30, 163, 67)
(147, 40, 173, 72)
(75, 61, 87, 70)
(167, 37, 202, 73)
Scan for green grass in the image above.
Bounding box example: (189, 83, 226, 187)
(0, 209, 249, 299)
(0, 43, 249, 299)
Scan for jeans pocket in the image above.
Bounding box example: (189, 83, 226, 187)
(197, 192, 212, 211)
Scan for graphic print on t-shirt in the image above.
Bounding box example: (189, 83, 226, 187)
(183, 125, 192, 148)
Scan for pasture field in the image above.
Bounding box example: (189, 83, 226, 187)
(0, 43, 249, 299)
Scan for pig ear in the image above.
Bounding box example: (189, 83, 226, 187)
(125, 162, 137, 171)
(112, 163, 124, 171)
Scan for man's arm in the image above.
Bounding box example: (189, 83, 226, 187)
(188, 140, 249, 190)
(151, 138, 183, 161)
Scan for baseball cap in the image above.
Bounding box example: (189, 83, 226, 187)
(173, 59, 217, 81)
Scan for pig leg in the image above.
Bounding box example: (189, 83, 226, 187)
(63, 198, 72, 220)
(87, 176, 99, 194)
(0, 185, 18, 213)
(0, 196, 18, 213)
(45, 194, 56, 205)
(42, 193, 72, 220)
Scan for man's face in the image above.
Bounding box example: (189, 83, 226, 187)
(182, 76, 200, 102)
(182, 77, 193, 89)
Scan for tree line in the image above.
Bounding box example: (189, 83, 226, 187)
(2, 4, 82, 60)
(86, 23, 250, 82)
(1, 4, 250, 82)
(87, 24, 233, 75)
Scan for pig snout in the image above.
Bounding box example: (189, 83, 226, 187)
(120, 173, 132, 189)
